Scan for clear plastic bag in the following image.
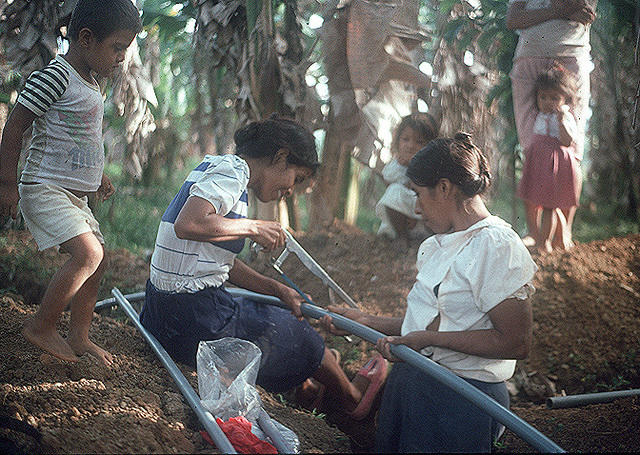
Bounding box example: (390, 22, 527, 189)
(197, 338, 300, 453)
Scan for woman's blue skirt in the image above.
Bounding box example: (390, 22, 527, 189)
(140, 280, 325, 393)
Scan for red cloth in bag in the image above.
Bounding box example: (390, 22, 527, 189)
(200, 416, 277, 454)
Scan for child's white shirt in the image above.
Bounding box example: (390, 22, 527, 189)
(402, 215, 537, 382)
(533, 107, 578, 142)
(376, 158, 421, 237)
(381, 158, 410, 186)
(17, 55, 105, 192)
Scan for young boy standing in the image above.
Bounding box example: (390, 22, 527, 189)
(0, 0, 142, 365)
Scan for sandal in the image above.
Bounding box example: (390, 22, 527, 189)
(348, 353, 388, 420)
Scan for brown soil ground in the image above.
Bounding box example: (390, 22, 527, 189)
(1, 226, 639, 453)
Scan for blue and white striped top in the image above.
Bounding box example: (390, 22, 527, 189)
(150, 154, 250, 293)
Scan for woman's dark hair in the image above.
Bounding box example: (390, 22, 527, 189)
(533, 62, 578, 107)
(234, 114, 320, 174)
(407, 132, 491, 198)
(68, 0, 143, 43)
(391, 113, 439, 154)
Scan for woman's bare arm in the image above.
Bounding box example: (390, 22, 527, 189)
(173, 195, 285, 250)
(378, 298, 533, 360)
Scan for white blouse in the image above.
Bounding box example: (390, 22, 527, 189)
(533, 108, 578, 143)
(381, 158, 410, 186)
(150, 155, 250, 293)
(402, 215, 538, 382)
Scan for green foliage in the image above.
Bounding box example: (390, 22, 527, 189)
(0, 236, 52, 284)
(142, 0, 195, 42)
(310, 408, 326, 419)
(93, 160, 196, 253)
(140, 0, 197, 133)
(440, 0, 517, 119)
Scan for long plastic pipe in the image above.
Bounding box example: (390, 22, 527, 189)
(110, 288, 237, 454)
(257, 409, 295, 453)
(226, 286, 564, 453)
(547, 389, 640, 409)
(95, 291, 146, 311)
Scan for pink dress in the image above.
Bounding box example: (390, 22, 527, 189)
(517, 111, 582, 209)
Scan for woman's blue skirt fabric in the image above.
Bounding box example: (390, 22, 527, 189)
(140, 280, 325, 393)
(375, 361, 509, 453)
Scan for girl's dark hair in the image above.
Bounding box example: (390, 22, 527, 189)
(533, 62, 578, 106)
(407, 132, 491, 198)
(392, 113, 439, 153)
(234, 114, 320, 174)
(68, 0, 142, 43)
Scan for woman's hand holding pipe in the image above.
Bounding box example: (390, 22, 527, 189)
(376, 331, 434, 362)
(320, 306, 368, 336)
(274, 283, 305, 320)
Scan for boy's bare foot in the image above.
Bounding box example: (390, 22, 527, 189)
(68, 338, 114, 366)
(22, 320, 79, 363)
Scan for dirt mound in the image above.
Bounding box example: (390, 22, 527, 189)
(1, 227, 639, 452)
(0, 294, 350, 454)
(525, 235, 640, 395)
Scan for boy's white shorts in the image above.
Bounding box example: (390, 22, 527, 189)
(18, 182, 105, 251)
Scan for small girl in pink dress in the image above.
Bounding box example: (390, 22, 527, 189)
(517, 64, 581, 253)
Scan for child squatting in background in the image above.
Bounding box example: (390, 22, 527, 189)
(517, 63, 582, 254)
(0, 0, 142, 365)
(375, 113, 439, 249)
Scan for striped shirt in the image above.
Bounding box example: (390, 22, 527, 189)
(18, 55, 105, 192)
(150, 154, 250, 293)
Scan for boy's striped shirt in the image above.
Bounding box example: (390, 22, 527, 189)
(17, 58, 70, 116)
(17, 55, 105, 192)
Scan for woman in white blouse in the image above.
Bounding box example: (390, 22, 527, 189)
(322, 133, 538, 452)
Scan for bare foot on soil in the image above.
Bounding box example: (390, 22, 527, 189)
(521, 235, 536, 248)
(295, 378, 325, 410)
(537, 240, 553, 255)
(552, 237, 575, 251)
(68, 338, 114, 367)
(22, 320, 79, 363)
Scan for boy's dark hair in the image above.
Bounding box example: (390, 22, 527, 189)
(534, 62, 578, 106)
(407, 132, 491, 198)
(392, 113, 439, 154)
(234, 114, 320, 175)
(68, 0, 142, 43)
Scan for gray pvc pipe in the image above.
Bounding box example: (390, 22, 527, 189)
(257, 409, 295, 453)
(95, 291, 146, 311)
(227, 287, 565, 453)
(110, 288, 237, 454)
(547, 389, 640, 409)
